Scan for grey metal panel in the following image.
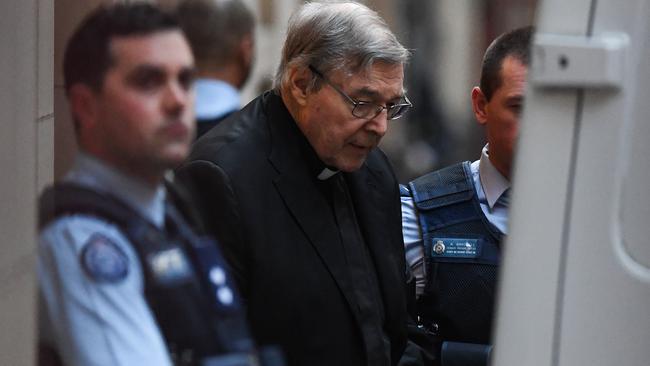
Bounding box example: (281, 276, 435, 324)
(492, 88, 582, 366)
(535, 0, 593, 35)
(557, 1, 650, 365)
(493, 0, 650, 365)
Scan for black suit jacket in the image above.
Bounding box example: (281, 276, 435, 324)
(195, 112, 232, 141)
(177, 91, 409, 366)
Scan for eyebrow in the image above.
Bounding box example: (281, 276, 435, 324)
(126, 64, 165, 79)
(126, 64, 196, 81)
(178, 66, 197, 79)
(506, 95, 524, 103)
(351, 86, 404, 102)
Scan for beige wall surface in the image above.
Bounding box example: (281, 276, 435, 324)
(0, 0, 53, 363)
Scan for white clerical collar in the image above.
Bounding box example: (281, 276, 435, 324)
(317, 167, 339, 180)
(478, 144, 510, 209)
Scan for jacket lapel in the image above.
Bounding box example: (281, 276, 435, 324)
(346, 154, 405, 328)
(265, 93, 361, 320)
(273, 172, 363, 312)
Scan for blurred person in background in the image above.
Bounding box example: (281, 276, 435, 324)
(176, 0, 255, 139)
(400, 26, 533, 366)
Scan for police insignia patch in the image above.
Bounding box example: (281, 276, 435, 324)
(81, 233, 129, 282)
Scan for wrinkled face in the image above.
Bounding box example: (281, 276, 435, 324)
(91, 30, 195, 178)
(298, 62, 405, 172)
(473, 55, 528, 179)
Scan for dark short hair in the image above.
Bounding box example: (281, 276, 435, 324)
(176, 0, 255, 69)
(479, 26, 534, 101)
(63, 3, 179, 93)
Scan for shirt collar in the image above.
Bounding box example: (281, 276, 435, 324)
(317, 167, 339, 180)
(478, 144, 510, 209)
(195, 78, 241, 120)
(65, 152, 167, 228)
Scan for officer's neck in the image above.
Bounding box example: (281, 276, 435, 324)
(87, 151, 165, 190)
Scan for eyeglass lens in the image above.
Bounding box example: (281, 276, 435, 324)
(353, 102, 409, 120)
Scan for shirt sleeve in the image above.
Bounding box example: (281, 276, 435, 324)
(37, 215, 172, 366)
(400, 194, 426, 297)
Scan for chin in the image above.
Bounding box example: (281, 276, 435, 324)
(159, 149, 190, 168)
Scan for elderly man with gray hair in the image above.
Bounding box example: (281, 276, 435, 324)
(177, 1, 418, 365)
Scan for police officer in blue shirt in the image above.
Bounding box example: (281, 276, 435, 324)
(400, 27, 533, 366)
(37, 4, 281, 366)
(175, 0, 256, 139)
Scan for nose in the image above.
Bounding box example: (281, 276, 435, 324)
(163, 82, 190, 116)
(365, 109, 389, 137)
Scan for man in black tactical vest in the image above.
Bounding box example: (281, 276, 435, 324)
(400, 27, 533, 366)
(37, 4, 281, 366)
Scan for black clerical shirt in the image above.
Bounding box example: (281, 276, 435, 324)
(293, 120, 391, 365)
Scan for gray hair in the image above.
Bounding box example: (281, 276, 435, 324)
(176, 0, 255, 69)
(273, 1, 409, 91)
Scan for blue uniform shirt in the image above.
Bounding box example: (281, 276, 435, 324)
(195, 78, 241, 121)
(38, 152, 172, 366)
(402, 144, 510, 296)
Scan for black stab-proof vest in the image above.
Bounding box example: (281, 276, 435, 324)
(39, 183, 255, 366)
(405, 162, 502, 346)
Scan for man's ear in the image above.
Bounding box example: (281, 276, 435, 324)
(68, 84, 98, 131)
(471, 86, 489, 126)
(286, 65, 312, 107)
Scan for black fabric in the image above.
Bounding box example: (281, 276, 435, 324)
(330, 173, 390, 365)
(39, 183, 254, 365)
(293, 114, 329, 179)
(37, 342, 63, 366)
(195, 113, 232, 140)
(176, 91, 409, 366)
(440, 341, 492, 366)
(405, 161, 502, 359)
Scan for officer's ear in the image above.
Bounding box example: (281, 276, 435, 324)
(234, 33, 254, 89)
(471, 86, 489, 126)
(286, 65, 312, 107)
(239, 34, 254, 69)
(68, 83, 98, 131)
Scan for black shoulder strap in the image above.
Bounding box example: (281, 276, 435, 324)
(164, 176, 209, 235)
(407, 161, 474, 211)
(38, 182, 149, 232)
(38, 182, 265, 362)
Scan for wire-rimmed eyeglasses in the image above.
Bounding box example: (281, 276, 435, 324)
(308, 65, 412, 121)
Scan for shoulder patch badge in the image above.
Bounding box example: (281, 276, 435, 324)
(81, 233, 129, 283)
